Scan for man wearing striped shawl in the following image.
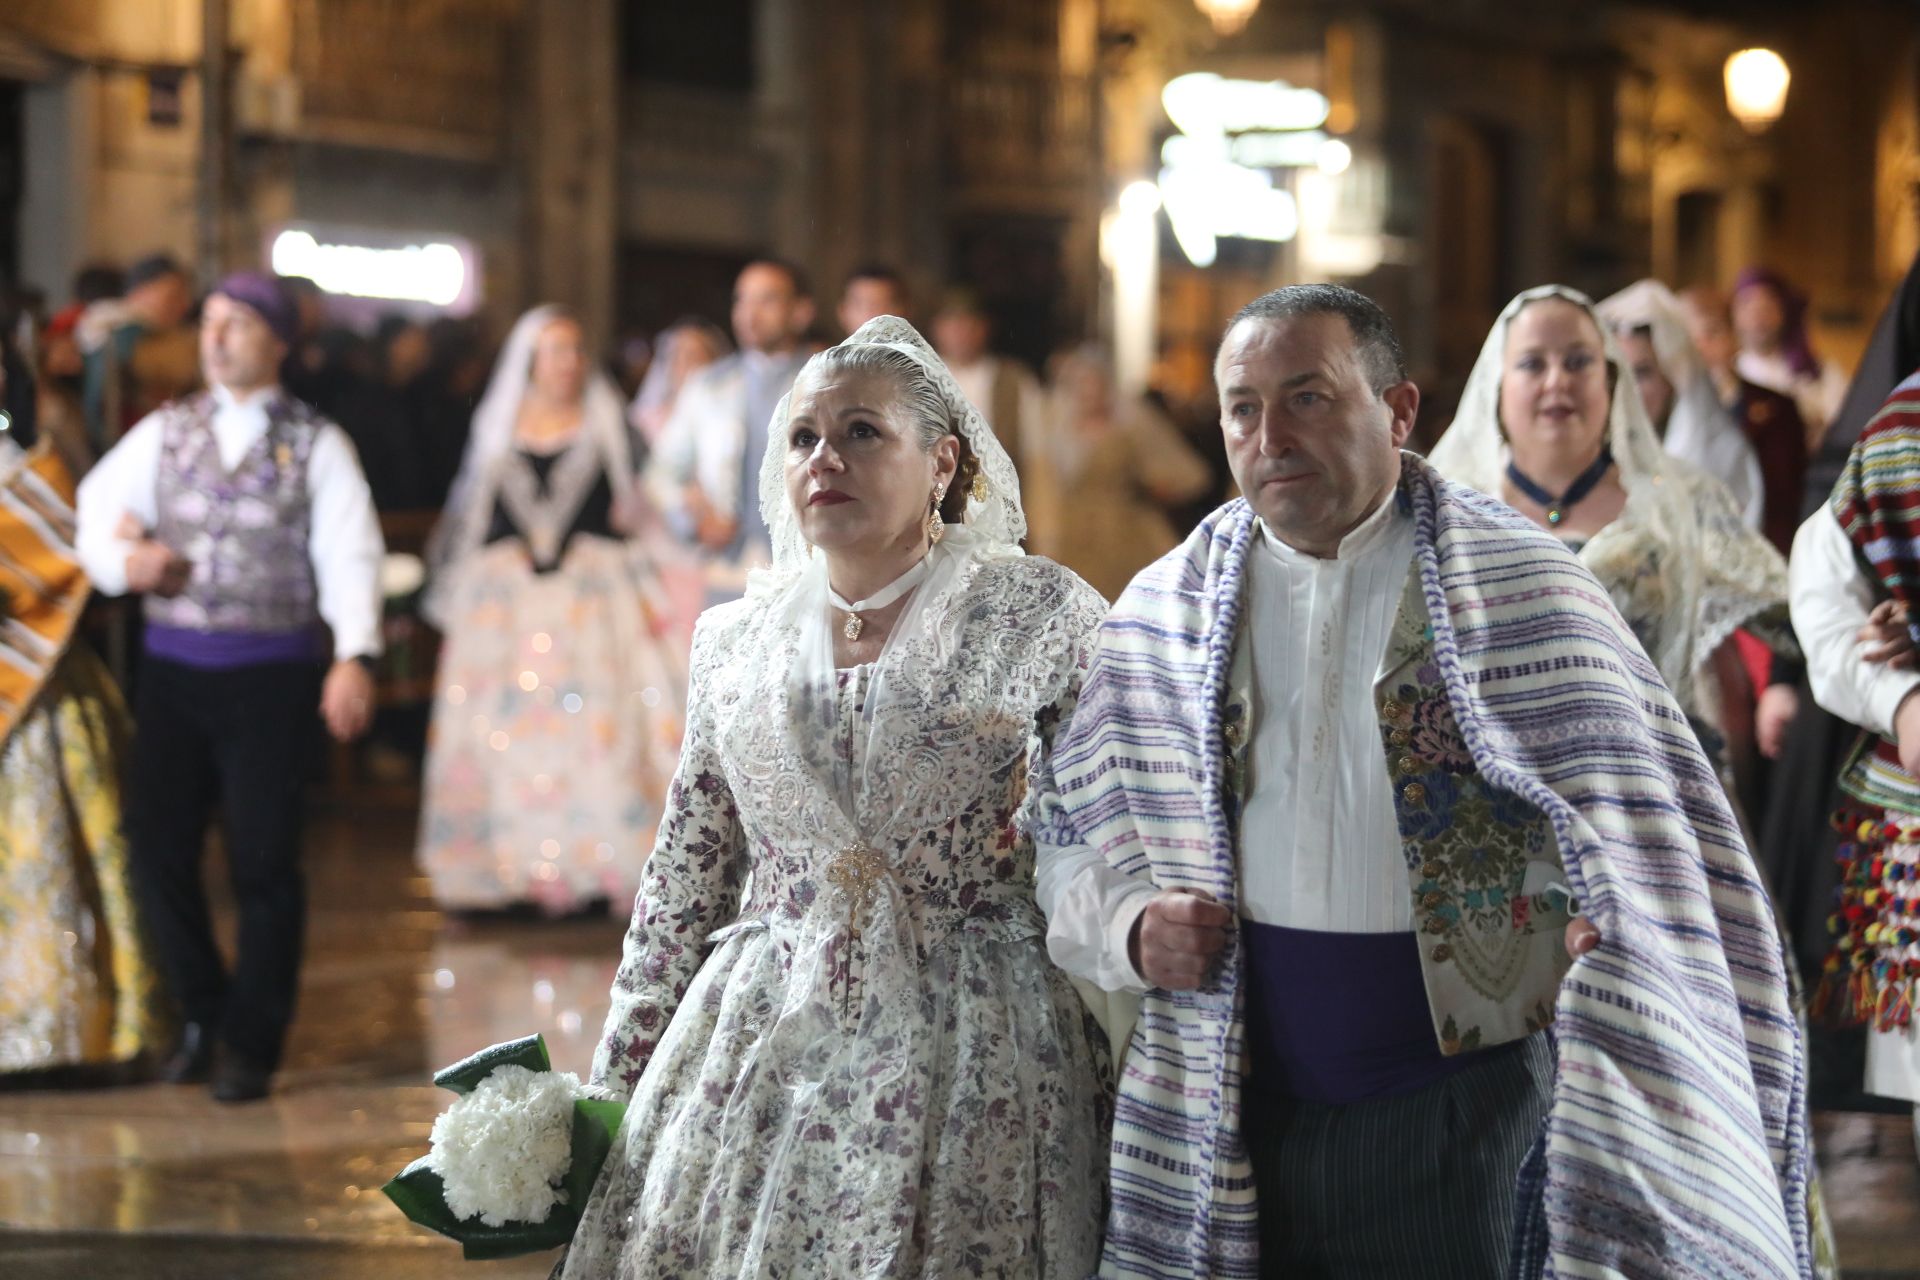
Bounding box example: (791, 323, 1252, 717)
(1790, 368, 1920, 1144)
(1032, 285, 1811, 1278)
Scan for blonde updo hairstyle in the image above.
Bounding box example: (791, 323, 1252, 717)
(803, 343, 979, 524)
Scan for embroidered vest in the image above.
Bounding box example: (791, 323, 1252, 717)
(145, 392, 320, 635)
(1223, 563, 1572, 1055)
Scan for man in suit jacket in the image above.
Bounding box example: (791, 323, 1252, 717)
(651, 258, 815, 604)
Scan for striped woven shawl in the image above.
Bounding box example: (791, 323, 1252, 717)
(1044, 454, 1810, 1279)
(1828, 371, 1920, 808)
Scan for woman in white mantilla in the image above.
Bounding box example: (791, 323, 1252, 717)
(417, 306, 685, 914)
(1430, 284, 1796, 778)
(559, 317, 1111, 1277)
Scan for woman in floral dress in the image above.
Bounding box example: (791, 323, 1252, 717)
(418, 307, 685, 914)
(559, 317, 1110, 1277)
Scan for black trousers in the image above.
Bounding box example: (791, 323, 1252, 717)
(1242, 1032, 1554, 1279)
(126, 656, 323, 1069)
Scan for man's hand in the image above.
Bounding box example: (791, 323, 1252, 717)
(1755, 684, 1799, 759)
(1859, 599, 1916, 668)
(320, 659, 375, 743)
(1129, 889, 1234, 990)
(683, 483, 738, 552)
(1565, 916, 1601, 959)
(124, 539, 191, 597)
(1895, 688, 1920, 778)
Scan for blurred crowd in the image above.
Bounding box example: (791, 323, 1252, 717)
(5, 239, 1917, 1141)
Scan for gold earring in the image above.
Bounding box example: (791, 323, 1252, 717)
(927, 486, 947, 545)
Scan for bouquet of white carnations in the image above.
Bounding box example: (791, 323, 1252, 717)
(383, 1034, 625, 1259)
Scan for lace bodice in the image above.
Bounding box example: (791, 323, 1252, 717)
(590, 554, 1106, 1094)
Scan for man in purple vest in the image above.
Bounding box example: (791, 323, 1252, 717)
(77, 271, 384, 1102)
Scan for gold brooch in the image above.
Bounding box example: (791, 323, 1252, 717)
(970, 471, 990, 503)
(826, 844, 889, 936)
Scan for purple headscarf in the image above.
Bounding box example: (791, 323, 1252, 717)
(211, 271, 300, 348)
(1733, 265, 1819, 380)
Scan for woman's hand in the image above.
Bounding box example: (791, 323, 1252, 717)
(1755, 684, 1799, 759)
(1859, 599, 1916, 668)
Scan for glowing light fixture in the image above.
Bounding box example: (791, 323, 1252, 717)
(270, 228, 467, 306)
(1316, 138, 1353, 175)
(1193, 0, 1259, 36)
(1118, 179, 1163, 217)
(1724, 48, 1790, 134)
(1156, 73, 1324, 266)
(1162, 73, 1329, 137)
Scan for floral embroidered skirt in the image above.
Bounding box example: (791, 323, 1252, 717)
(0, 645, 169, 1073)
(560, 925, 1110, 1279)
(418, 537, 686, 912)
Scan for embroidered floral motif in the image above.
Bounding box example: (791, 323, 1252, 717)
(1378, 654, 1572, 1049)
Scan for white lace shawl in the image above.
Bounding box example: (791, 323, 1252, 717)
(1428, 284, 1792, 735)
(1597, 278, 1765, 530)
(719, 315, 1047, 850)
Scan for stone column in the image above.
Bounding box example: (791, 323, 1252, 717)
(523, 0, 618, 342)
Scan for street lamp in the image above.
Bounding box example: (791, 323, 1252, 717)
(1193, 0, 1258, 37)
(1724, 48, 1790, 134)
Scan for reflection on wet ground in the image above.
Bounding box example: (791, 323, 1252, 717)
(0, 802, 614, 1277)
(0, 800, 1916, 1277)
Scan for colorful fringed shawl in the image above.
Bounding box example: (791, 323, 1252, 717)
(1040, 454, 1810, 1279)
(1818, 371, 1920, 1033)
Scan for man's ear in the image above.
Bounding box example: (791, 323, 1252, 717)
(1382, 380, 1420, 448)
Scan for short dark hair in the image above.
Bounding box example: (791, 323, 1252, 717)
(1225, 283, 1407, 393)
(72, 263, 125, 305)
(845, 263, 906, 294)
(741, 256, 812, 301)
(125, 252, 186, 292)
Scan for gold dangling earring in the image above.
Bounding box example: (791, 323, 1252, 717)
(926, 485, 947, 545)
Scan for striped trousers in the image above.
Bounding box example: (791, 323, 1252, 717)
(1241, 1032, 1553, 1278)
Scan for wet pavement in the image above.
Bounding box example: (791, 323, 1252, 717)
(0, 796, 1915, 1277)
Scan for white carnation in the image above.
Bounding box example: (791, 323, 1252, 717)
(428, 1064, 582, 1227)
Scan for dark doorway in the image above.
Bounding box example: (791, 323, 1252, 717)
(622, 0, 756, 92)
(615, 241, 752, 346)
(947, 215, 1071, 373)
(0, 81, 23, 294)
(1675, 189, 1723, 290)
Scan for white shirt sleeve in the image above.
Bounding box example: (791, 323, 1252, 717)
(75, 411, 167, 596)
(646, 380, 703, 541)
(1036, 855, 1158, 994)
(308, 423, 387, 661)
(1734, 439, 1766, 532)
(1789, 507, 1920, 737)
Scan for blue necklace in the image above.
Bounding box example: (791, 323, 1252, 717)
(1505, 446, 1613, 527)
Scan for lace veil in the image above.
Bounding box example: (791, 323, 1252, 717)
(1428, 284, 1790, 725)
(1596, 278, 1764, 529)
(722, 314, 1046, 849)
(423, 304, 635, 622)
